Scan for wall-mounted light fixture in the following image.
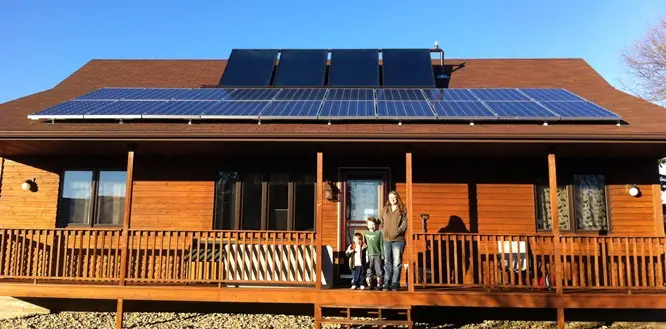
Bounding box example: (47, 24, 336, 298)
(21, 178, 36, 192)
(627, 184, 641, 197)
(323, 181, 339, 201)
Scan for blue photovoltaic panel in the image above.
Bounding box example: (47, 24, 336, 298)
(326, 88, 374, 100)
(84, 101, 168, 118)
(319, 101, 375, 119)
(375, 89, 426, 101)
(432, 101, 497, 120)
(273, 88, 327, 101)
(219, 49, 278, 87)
(172, 88, 235, 100)
(77, 88, 148, 100)
(423, 89, 478, 101)
(273, 50, 328, 87)
(224, 88, 280, 101)
(201, 101, 270, 118)
(484, 101, 559, 119)
(377, 101, 435, 119)
(328, 49, 379, 87)
(28, 100, 116, 119)
(382, 49, 435, 87)
(519, 88, 584, 101)
(540, 101, 620, 120)
(260, 101, 322, 119)
(142, 101, 220, 118)
(470, 89, 531, 101)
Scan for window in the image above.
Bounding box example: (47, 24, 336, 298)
(536, 174, 609, 232)
(58, 170, 127, 227)
(214, 171, 315, 231)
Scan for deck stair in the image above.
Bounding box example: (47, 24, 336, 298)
(315, 304, 413, 329)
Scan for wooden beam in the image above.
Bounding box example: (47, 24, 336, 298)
(652, 184, 665, 236)
(406, 153, 415, 293)
(548, 154, 564, 297)
(556, 307, 565, 329)
(116, 299, 124, 329)
(7, 283, 666, 309)
(119, 150, 135, 286)
(316, 152, 323, 289)
(314, 304, 322, 329)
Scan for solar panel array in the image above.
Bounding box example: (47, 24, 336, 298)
(28, 88, 622, 123)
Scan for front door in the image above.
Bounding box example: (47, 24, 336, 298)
(339, 169, 389, 278)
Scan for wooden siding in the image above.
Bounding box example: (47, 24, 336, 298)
(0, 158, 58, 228)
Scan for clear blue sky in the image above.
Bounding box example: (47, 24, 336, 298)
(1, 0, 664, 103)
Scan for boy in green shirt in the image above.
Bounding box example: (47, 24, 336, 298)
(364, 216, 384, 290)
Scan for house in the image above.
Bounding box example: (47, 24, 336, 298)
(1, 48, 666, 329)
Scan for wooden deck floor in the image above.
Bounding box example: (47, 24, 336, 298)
(3, 283, 666, 310)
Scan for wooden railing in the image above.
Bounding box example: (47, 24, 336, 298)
(125, 230, 317, 285)
(0, 228, 123, 281)
(0, 229, 316, 287)
(412, 233, 666, 291)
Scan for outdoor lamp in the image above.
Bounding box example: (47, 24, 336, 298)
(323, 181, 337, 201)
(627, 185, 641, 197)
(420, 212, 430, 233)
(21, 179, 36, 191)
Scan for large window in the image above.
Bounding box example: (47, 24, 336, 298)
(58, 170, 127, 227)
(536, 174, 609, 232)
(214, 171, 315, 231)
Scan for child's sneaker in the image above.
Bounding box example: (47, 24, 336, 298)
(360, 286, 366, 290)
(351, 285, 357, 290)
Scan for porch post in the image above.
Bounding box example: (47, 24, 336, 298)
(315, 152, 323, 289)
(406, 153, 415, 292)
(119, 149, 135, 286)
(115, 299, 124, 329)
(547, 153, 565, 329)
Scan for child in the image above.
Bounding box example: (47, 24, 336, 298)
(345, 232, 367, 290)
(364, 216, 384, 290)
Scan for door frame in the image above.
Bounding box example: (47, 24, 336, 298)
(337, 167, 391, 279)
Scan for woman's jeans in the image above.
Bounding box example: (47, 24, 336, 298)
(383, 240, 406, 287)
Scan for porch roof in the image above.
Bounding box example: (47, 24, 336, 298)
(1, 58, 666, 143)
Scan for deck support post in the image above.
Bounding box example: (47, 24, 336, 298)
(119, 149, 135, 286)
(406, 153, 415, 292)
(316, 152, 323, 289)
(548, 153, 564, 329)
(314, 304, 322, 329)
(116, 299, 124, 329)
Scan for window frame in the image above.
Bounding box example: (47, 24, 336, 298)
(57, 168, 127, 228)
(534, 175, 612, 234)
(213, 171, 316, 231)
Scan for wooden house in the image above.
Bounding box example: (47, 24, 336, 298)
(1, 48, 666, 329)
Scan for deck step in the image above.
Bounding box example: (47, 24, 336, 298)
(315, 305, 413, 329)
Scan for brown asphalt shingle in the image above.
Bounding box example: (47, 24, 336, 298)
(0, 58, 664, 141)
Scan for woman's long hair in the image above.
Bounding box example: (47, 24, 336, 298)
(382, 190, 407, 215)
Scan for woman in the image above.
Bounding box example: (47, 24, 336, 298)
(379, 190, 407, 291)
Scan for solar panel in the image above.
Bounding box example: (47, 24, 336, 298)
(84, 101, 167, 119)
(328, 49, 379, 87)
(540, 101, 620, 120)
(326, 88, 374, 100)
(382, 49, 435, 87)
(319, 101, 375, 119)
(219, 49, 278, 87)
(484, 101, 559, 120)
(470, 89, 531, 101)
(201, 101, 270, 119)
(77, 88, 148, 100)
(273, 88, 327, 101)
(375, 89, 426, 101)
(377, 101, 435, 120)
(260, 101, 322, 119)
(519, 88, 584, 101)
(224, 88, 280, 101)
(424, 89, 478, 101)
(142, 101, 220, 119)
(28, 100, 116, 120)
(432, 101, 497, 120)
(273, 50, 328, 87)
(174, 88, 236, 100)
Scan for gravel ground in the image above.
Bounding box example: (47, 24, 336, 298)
(2, 312, 666, 329)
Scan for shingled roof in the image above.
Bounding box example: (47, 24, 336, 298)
(1, 58, 665, 141)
